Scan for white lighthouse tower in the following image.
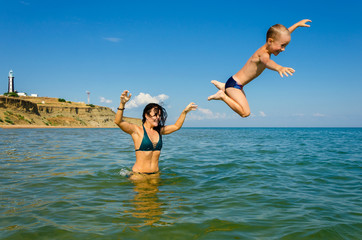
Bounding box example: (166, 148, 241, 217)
(8, 70, 14, 93)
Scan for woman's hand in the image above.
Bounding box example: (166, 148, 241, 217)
(120, 90, 132, 105)
(161, 102, 198, 135)
(184, 102, 198, 114)
(115, 90, 136, 134)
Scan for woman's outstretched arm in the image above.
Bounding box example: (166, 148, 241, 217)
(161, 102, 197, 135)
(114, 90, 137, 134)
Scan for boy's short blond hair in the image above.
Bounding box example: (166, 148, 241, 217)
(266, 24, 290, 41)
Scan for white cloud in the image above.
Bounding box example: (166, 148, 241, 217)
(126, 92, 169, 109)
(100, 97, 112, 104)
(313, 113, 326, 117)
(198, 108, 213, 115)
(292, 113, 326, 117)
(249, 111, 266, 118)
(259, 111, 266, 117)
(188, 107, 227, 120)
(103, 37, 122, 43)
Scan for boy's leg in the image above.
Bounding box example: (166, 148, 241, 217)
(225, 88, 250, 117)
(209, 87, 250, 118)
(208, 88, 250, 117)
(211, 80, 225, 91)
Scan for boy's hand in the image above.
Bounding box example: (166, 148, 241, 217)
(297, 19, 312, 28)
(289, 19, 312, 33)
(278, 67, 295, 78)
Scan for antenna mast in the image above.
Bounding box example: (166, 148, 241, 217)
(86, 91, 90, 104)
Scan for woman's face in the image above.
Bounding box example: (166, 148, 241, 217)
(145, 108, 161, 127)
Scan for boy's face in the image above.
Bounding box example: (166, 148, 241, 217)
(268, 32, 291, 56)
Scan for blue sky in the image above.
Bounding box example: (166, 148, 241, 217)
(1, 0, 361, 127)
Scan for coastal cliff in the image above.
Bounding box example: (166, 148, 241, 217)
(0, 96, 141, 128)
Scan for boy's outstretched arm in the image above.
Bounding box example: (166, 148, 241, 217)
(288, 19, 312, 33)
(260, 53, 295, 77)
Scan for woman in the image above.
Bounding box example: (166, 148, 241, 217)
(114, 90, 197, 179)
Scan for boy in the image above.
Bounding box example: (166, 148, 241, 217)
(208, 19, 312, 118)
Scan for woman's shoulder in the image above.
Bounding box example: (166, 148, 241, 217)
(134, 124, 143, 133)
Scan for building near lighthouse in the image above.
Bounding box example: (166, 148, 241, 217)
(4, 70, 38, 97)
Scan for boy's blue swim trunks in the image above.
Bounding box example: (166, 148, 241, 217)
(225, 76, 243, 90)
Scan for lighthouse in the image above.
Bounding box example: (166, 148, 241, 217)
(8, 70, 14, 93)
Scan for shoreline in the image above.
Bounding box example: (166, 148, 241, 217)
(2, 125, 360, 129)
(0, 125, 118, 129)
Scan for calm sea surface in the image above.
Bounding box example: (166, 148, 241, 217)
(1, 128, 361, 239)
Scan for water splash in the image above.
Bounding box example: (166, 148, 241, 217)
(119, 168, 131, 177)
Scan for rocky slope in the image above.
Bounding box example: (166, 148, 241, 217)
(0, 96, 141, 128)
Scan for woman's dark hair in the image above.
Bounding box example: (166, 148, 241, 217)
(142, 103, 167, 133)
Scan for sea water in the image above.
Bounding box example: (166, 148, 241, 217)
(1, 128, 361, 239)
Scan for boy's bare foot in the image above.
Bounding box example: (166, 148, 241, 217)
(208, 90, 225, 101)
(211, 80, 225, 91)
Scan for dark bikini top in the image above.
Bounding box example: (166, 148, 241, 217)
(135, 125, 162, 152)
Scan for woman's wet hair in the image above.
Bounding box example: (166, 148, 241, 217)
(266, 24, 290, 42)
(142, 103, 167, 132)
